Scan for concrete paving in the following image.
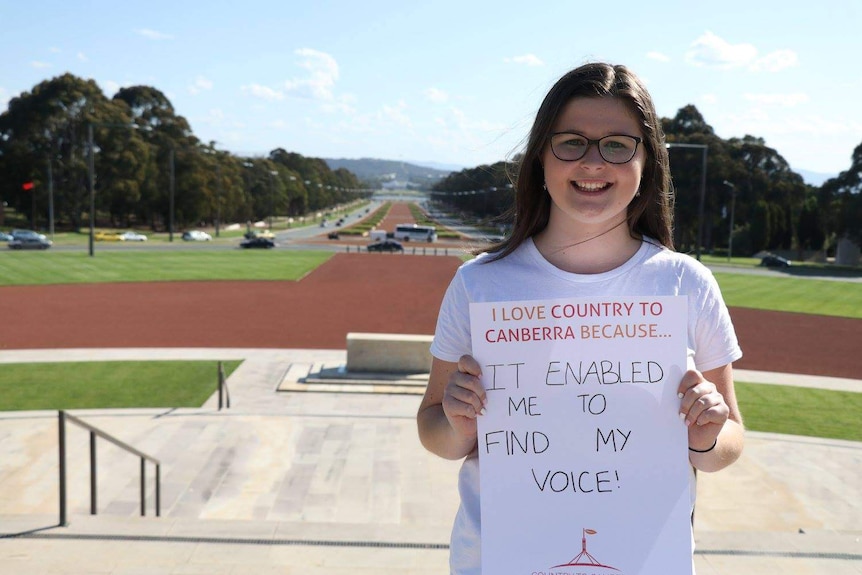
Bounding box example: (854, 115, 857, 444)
(0, 348, 860, 574)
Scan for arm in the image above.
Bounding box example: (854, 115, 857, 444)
(417, 355, 487, 460)
(678, 363, 744, 472)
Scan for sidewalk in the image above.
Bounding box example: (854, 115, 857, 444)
(1, 348, 860, 574)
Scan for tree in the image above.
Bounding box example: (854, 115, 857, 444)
(797, 193, 825, 252)
(820, 141, 862, 245)
(0, 73, 149, 231)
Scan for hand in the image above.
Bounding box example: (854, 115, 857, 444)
(442, 355, 487, 440)
(678, 369, 729, 452)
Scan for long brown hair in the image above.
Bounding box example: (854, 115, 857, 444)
(484, 62, 673, 261)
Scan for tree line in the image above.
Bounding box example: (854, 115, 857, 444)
(0, 74, 371, 232)
(432, 105, 861, 259)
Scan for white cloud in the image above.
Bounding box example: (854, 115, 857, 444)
(425, 87, 449, 103)
(77, 52, 88, 62)
(700, 94, 719, 105)
(685, 31, 757, 69)
(504, 54, 544, 67)
(685, 31, 798, 73)
(135, 28, 173, 40)
(744, 93, 809, 107)
(321, 95, 356, 115)
(750, 49, 798, 72)
(241, 84, 284, 101)
(284, 48, 340, 101)
(30, 61, 51, 69)
(379, 101, 412, 128)
(646, 51, 670, 63)
(188, 75, 214, 95)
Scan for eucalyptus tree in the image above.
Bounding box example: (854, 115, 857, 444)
(0, 73, 148, 230)
(113, 85, 210, 230)
(820, 141, 862, 245)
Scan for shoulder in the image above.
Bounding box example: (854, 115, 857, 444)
(639, 241, 717, 286)
(456, 242, 533, 281)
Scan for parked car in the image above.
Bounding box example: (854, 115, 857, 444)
(94, 230, 125, 241)
(8, 235, 52, 250)
(182, 230, 212, 241)
(11, 229, 45, 240)
(120, 231, 148, 242)
(243, 230, 274, 240)
(367, 239, 404, 253)
(327, 231, 340, 240)
(760, 254, 791, 268)
(0, 231, 12, 242)
(240, 236, 275, 249)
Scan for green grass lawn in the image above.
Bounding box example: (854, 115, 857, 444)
(0, 250, 332, 285)
(2, 246, 860, 442)
(715, 273, 862, 318)
(0, 361, 241, 411)
(735, 381, 862, 442)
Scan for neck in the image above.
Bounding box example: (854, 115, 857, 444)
(534, 217, 641, 274)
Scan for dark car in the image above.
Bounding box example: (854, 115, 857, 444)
(327, 231, 340, 240)
(367, 239, 404, 253)
(240, 236, 275, 249)
(760, 254, 791, 268)
(8, 235, 52, 250)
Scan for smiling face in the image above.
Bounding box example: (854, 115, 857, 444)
(541, 96, 646, 237)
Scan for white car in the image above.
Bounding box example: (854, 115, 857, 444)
(182, 230, 212, 241)
(121, 231, 148, 242)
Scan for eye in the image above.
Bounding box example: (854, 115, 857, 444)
(602, 137, 633, 151)
(558, 134, 587, 147)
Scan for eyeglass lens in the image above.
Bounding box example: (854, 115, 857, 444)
(551, 133, 639, 164)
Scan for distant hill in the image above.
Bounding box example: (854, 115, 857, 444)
(323, 157, 455, 184)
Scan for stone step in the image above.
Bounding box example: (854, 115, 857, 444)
(277, 362, 428, 395)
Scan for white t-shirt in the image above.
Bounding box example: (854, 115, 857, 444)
(430, 238, 743, 575)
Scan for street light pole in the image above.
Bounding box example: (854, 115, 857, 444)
(666, 142, 708, 260)
(169, 148, 175, 242)
(269, 170, 278, 231)
(723, 180, 736, 261)
(88, 123, 95, 257)
(86, 121, 146, 256)
(47, 158, 54, 241)
(215, 163, 222, 238)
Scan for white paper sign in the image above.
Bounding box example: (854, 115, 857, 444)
(470, 296, 693, 575)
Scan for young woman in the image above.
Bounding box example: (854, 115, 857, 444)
(417, 62, 744, 574)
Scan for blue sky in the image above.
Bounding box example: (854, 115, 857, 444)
(2, 0, 860, 180)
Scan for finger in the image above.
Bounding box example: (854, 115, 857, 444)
(445, 382, 486, 416)
(684, 393, 725, 427)
(454, 358, 487, 406)
(691, 401, 730, 427)
(677, 369, 703, 397)
(458, 354, 482, 377)
(679, 380, 717, 414)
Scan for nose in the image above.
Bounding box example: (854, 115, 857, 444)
(578, 142, 606, 166)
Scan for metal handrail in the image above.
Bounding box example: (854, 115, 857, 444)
(218, 361, 231, 410)
(58, 411, 161, 526)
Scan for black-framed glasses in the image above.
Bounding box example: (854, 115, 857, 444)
(549, 132, 643, 164)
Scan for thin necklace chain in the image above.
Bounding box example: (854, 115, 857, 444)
(546, 219, 628, 256)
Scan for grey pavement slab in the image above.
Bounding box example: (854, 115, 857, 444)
(0, 347, 860, 573)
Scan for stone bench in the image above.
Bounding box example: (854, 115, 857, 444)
(346, 332, 433, 374)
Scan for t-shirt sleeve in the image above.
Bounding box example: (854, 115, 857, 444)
(430, 268, 473, 363)
(692, 270, 743, 373)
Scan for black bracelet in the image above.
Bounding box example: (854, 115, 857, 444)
(689, 439, 717, 453)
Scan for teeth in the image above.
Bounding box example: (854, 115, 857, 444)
(575, 181, 608, 191)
